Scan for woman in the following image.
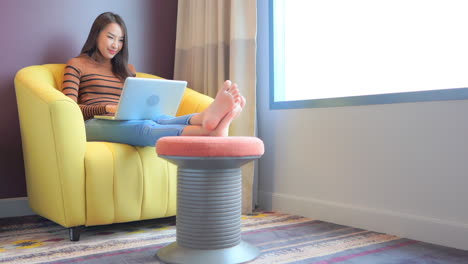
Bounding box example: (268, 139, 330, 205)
(62, 12, 244, 146)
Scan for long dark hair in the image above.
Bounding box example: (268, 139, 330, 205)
(81, 12, 133, 81)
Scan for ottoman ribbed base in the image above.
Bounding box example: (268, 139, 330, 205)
(177, 168, 242, 249)
(155, 156, 261, 264)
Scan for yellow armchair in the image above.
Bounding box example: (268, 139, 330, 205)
(14, 64, 213, 241)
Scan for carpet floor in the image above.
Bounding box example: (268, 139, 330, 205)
(0, 212, 467, 264)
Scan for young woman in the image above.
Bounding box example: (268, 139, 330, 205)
(62, 12, 245, 146)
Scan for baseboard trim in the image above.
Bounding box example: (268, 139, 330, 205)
(258, 191, 468, 251)
(0, 197, 35, 218)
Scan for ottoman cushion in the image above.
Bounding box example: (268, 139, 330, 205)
(156, 136, 264, 157)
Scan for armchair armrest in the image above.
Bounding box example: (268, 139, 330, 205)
(15, 65, 86, 227)
(176, 88, 213, 116)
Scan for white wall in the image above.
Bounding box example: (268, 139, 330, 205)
(256, 0, 468, 250)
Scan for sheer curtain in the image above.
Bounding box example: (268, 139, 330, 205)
(174, 0, 257, 213)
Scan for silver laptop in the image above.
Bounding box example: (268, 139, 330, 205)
(94, 77, 187, 120)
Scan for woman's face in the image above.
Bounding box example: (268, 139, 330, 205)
(97, 22, 124, 60)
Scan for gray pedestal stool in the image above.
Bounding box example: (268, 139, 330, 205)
(155, 136, 264, 264)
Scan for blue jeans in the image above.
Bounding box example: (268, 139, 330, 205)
(85, 114, 195, 146)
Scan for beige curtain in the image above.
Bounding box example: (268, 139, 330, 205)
(174, 0, 257, 213)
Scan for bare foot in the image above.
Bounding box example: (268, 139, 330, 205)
(202, 80, 240, 131)
(233, 95, 246, 119)
(209, 104, 243, 137)
(240, 95, 246, 108)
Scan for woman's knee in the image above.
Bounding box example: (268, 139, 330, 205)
(153, 115, 173, 122)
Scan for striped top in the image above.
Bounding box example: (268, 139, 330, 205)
(61, 54, 136, 120)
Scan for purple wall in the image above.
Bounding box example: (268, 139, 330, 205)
(0, 0, 178, 199)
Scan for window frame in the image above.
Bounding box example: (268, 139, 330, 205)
(268, 0, 468, 110)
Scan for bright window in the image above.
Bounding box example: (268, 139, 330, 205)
(271, 0, 468, 109)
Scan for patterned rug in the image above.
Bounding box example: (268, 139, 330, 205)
(1, 212, 467, 264)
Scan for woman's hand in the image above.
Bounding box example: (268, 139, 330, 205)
(106, 104, 118, 114)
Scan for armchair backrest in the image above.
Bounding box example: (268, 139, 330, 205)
(16, 63, 214, 117)
(38, 64, 165, 91)
(42, 64, 67, 91)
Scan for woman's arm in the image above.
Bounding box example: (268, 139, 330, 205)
(61, 59, 108, 120)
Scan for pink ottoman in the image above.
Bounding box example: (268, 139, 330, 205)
(155, 136, 264, 264)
